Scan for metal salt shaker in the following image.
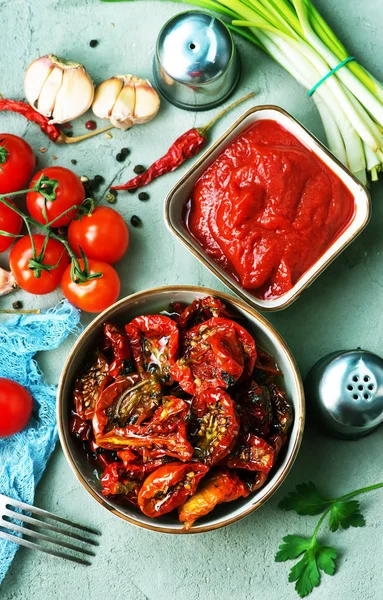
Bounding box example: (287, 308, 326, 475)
(153, 11, 240, 111)
(305, 349, 383, 439)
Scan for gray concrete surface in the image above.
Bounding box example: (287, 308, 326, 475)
(0, 0, 382, 598)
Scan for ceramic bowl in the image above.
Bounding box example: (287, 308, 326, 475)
(57, 286, 305, 533)
(165, 105, 371, 311)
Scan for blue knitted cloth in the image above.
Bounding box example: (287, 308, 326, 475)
(0, 300, 81, 584)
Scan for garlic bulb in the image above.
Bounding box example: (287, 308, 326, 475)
(0, 268, 16, 297)
(92, 75, 160, 130)
(24, 55, 94, 124)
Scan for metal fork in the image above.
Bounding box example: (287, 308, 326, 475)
(0, 493, 101, 566)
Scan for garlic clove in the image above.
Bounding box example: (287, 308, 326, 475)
(0, 267, 16, 296)
(92, 77, 124, 119)
(133, 80, 160, 124)
(24, 55, 54, 108)
(52, 65, 94, 124)
(37, 66, 63, 118)
(110, 81, 136, 130)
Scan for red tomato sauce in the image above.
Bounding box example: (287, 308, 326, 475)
(184, 120, 355, 300)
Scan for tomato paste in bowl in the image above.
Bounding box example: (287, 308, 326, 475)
(165, 105, 371, 311)
(184, 119, 355, 300)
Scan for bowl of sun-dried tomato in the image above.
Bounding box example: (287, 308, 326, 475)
(57, 286, 304, 533)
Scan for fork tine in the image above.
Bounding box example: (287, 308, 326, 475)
(0, 530, 92, 566)
(1, 520, 96, 557)
(2, 495, 101, 535)
(3, 508, 99, 546)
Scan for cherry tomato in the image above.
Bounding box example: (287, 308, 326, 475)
(138, 462, 209, 518)
(191, 388, 239, 466)
(103, 322, 133, 379)
(235, 380, 273, 438)
(9, 234, 70, 294)
(268, 383, 294, 435)
(125, 315, 179, 384)
(177, 295, 228, 329)
(68, 207, 129, 264)
(0, 134, 35, 194)
(0, 200, 22, 252)
(101, 462, 140, 503)
(178, 468, 249, 530)
(96, 418, 194, 462)
(73, 351, 111, 420)
(27, 166, 85, 227)
(92, 374, 162, 438)
(61, 259, 120, 313)
(0, 378, 34, 437)
(171, 317, 256, 395)
(224, 433, 275, 473)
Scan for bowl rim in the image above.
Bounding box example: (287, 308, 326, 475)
(57, 285, 305, 534)
(164, 105, 371, 311)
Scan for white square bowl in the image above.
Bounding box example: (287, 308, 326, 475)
(164, 105, 371, 311)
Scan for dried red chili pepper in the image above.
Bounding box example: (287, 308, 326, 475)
(103, 322, 133, 379)
(111, 93, 254, 192)
(0, 98, 61, 141)
(0, 97, 113, 145)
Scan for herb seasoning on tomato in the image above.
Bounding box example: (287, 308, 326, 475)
(70, 295, 294, 529)
(184, 120, 355, 299)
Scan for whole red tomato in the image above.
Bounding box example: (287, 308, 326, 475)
(0, 200, 23, 252)
(68, 207, 129, 264)
(27, 166, 85, 228)
(61, 259, 120, 313)
(9, 234, 70, 294)
(0, 378, 33, 437)
(0, 134, 35, 194)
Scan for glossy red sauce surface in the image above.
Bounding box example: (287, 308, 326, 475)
(184, 120, 355, 300)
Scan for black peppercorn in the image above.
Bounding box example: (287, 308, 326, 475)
(109, 189, 118, 197)
(12, 300, 23, 310)
(121, 147, 130, 156)
(130, 215, 141, 227)
(127, 189, 136, 194)
(138, 192, 149, 201)
(94, 175, 104, 184)
(133, 164, 146, 174)
(71, 159, 77, 165)
(89, 39, 98, 48)
(116, 153, 125, 162)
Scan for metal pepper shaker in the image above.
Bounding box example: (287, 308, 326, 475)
(305, 349, 383, 439)
(153, 11, 240, 111)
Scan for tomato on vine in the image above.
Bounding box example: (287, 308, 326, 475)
(68, 206, 129, 264)
(61, 258, 120, 313)
(27, 166, 85, 227)
(0, 200, 23, 252)
(0, 134, 35, 194)
(9, 234, 70, 294)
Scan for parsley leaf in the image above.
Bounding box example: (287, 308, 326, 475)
(285, 542, 337, 598)
(275, 535, 311, 561)
(317, 546, 337, 575)
(329, 500, 366, 531)
(279, 482, 330, 515)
